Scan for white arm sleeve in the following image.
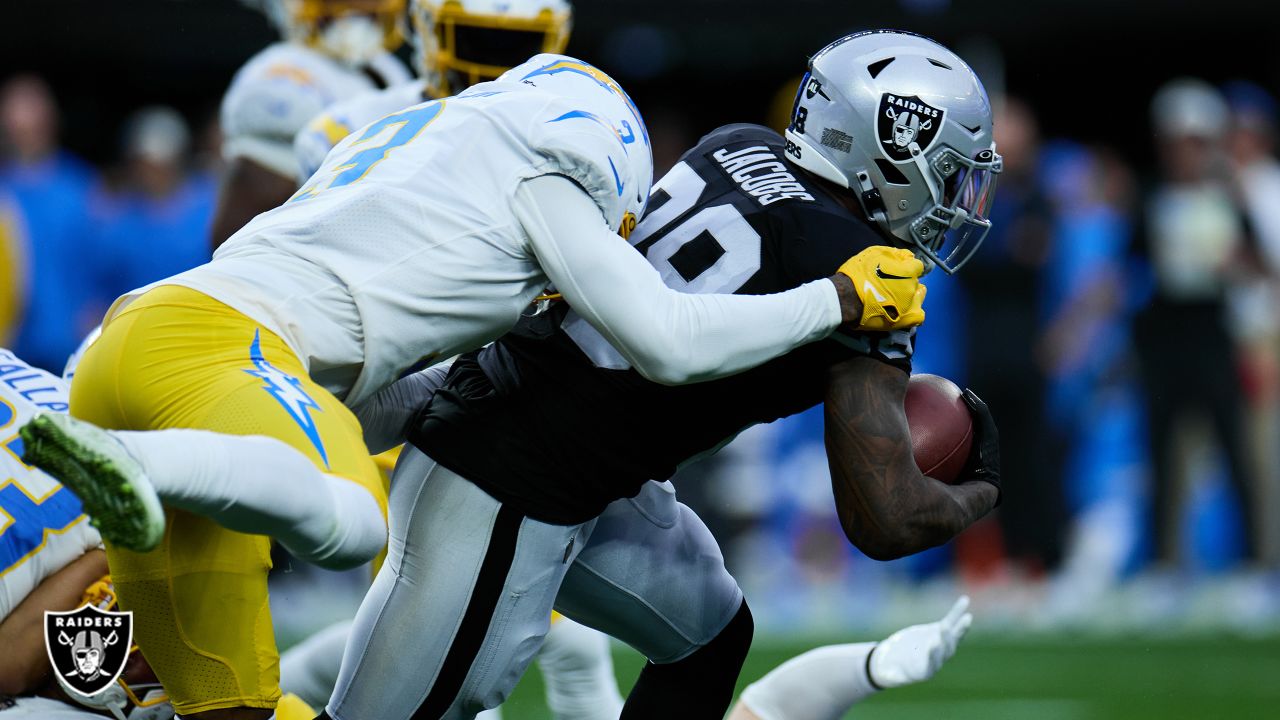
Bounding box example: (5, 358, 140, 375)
(513, 174, 842, 385)
(737, 643, 880, 720)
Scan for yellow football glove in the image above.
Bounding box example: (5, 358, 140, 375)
(837, 246, 928, 332)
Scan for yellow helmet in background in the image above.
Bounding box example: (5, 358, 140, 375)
(412, 0, 573, 97)
(259, 0, 408, 63)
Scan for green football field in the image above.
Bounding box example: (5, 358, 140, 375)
(500, 634, 1280, 719)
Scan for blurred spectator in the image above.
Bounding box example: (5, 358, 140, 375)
(1223, 80, 1280, 566)
(1131, 78, 1260, 571)
(93, 106, 216, 298)
(0, 190, 26, 345)
(193, 109, 224, 178)
(1225, 81, 1280, 271)
(1035, 143, 1143, 618)
(958, 96, 1063, 576)
(0, 74, 99, 372)
(1037, 144, 1135, 401)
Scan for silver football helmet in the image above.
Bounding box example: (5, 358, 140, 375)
(784, 30, 1002, 273)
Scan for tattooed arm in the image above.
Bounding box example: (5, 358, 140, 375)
(823, 356, 997, 560)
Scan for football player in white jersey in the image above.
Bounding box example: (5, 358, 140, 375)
(22, 55, 925, 719)
(295, 0, 573, 183)
(0, 347, 317, 720)
(292, 5, 629, 718)
(0, 349, 171, 719)
(211, 0, 413, 246)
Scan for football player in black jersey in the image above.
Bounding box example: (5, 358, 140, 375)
(318, 30, 1004, 720)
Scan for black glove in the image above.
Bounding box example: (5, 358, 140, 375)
(961, 388, 1001, 507)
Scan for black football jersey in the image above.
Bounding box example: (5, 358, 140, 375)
(410, 124, 915, 524)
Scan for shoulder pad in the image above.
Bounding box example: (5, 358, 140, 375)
(527, 94, 636, 231)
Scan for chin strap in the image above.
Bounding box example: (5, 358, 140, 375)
(853, 170, 890, 227)
(81, 575, 117, 610)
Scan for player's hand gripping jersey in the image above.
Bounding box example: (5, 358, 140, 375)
(411, 124, 917, 523)
(221, 42, 411, 180)
(25, 57, 867, 717)
(0, 349, 98, 620)
(139, 55, 843, 407)
(164, 54, 651, 406)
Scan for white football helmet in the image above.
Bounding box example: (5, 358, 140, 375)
(784, 30, 1002, 273)
(498, 54, 652, 232)
(412, 0, 573, 97)
(249, 0, 408, 64)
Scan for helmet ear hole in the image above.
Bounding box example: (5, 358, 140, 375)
(874, 159, 910, 185)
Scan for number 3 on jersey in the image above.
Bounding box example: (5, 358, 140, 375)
(293, 101, 445, 201)
(1, 430, 85, 576)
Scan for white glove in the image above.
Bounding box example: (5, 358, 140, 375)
(867, 595, 972, 689)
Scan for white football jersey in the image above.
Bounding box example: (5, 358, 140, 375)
(139, 55, 652, 408)
(0, 348, 101, 621)
(294, 81, 431, 184)
(221, 42, 412, 179)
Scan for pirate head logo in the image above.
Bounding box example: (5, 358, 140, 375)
(877, 93, 945, 162)
(45, 604, 132, 696)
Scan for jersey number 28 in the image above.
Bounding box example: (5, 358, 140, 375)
(628, 161, 762, 294)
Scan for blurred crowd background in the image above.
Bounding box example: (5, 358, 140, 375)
(5, 0, 1280, 639)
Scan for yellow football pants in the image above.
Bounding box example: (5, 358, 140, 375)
(70, 285, 383, 715)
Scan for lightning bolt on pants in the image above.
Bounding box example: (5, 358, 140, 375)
(68, 285, 386, 716)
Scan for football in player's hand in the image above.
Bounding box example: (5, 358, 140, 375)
(905, 373, 973, 484)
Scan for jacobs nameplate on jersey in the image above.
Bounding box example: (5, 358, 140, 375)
(44, 604, 134, 696)
(712, 145, 815, 205)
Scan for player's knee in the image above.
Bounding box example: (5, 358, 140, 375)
(673, 598, 754, 672)
(718, 598, 755, 665)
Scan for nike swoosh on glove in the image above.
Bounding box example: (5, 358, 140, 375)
(836, 246, 927, 332)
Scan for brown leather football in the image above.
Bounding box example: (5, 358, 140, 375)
(905, 373, 973, 484)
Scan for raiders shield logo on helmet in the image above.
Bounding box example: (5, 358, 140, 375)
(877, 93, 946, 162)
(44, 604, 133, 696)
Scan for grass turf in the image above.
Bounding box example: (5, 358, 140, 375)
(500, 634, 1280, 719)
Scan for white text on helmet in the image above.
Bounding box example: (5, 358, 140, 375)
(884, 95, 940, 118)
